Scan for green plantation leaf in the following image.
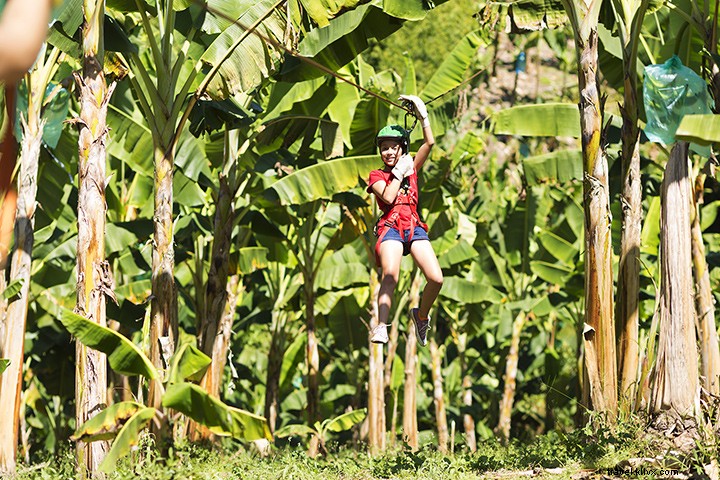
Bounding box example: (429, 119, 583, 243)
(2, 279, 24, 301)
(676, 114, 720, 145)
(281, 4, 404, 82)
(115, 280, 152, 305)
(438, 240, 478, 268)
(98, 407, 156, 473)
(267, 155, 379, 205)
(280, 333, 305, 392)
(420, 31, 484, 103)
(71, 402, 148, 442)
(200, 0, 287, 98)
(323, 408, 367, 433)
(530, 260, 573, 284)
(162, 382, 272, 440)
(450, 131, 483, 165)
(507, 0, 567, 31)
(349, 96, 391, 155)
(702, 201, 720, 232)
(439, 276, 505, 304)
(391, 356, 404, 391)
(59, 309, 158, 379)
(235, 247, 269, 275)
(538, 230, 578, 265)
(274, 423, 316, 438)
(316, 262, 368, 290)
(299, 0, 369, 26)
(167, 343, 212, 384)
(0, 359, 9, 375)
(641, 196, 660, 256)
(494, 104, 580, 137)
(41, 85, 70, 149)
(523, 149, 583, 185)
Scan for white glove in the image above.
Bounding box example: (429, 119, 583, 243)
(399, 94, 429, 127)
(391, 154, 414, 180)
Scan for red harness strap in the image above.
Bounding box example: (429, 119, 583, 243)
(373, 203, 428, 266)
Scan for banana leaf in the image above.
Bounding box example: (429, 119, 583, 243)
(99, 407, 156, 473)
(274, 423, 316, 438)
(675, 114, 720, 145)
(59, 309, 158, 379)
(71, 401, 150, 442)
(439, 276, 505, 304)
(420, 31, 485, 102)
(200, 0, 287, 98)
(234, 247, 269, 275)
(280, 3, 404, 81)
(167, 343, 212, 384)
(494, 103, 580, 137)
(0, 359, 8, 375)
(523, 149, 583, 185)
(162, 382, 272, 440)
(267, 155, 379, 205)
(322, 408, 366, 433)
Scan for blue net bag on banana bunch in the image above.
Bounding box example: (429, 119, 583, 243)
(643, 55, 712, 154)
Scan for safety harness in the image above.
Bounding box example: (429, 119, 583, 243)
(373, 178, 428, 265)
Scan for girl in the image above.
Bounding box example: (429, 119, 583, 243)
(366, 95, 443, 346)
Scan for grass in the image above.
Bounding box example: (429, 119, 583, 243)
(11, 415, 697, 479)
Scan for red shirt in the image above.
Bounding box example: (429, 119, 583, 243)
(367, 167, 421, 231)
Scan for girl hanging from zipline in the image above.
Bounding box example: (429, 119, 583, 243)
(366, 95, 443, 346)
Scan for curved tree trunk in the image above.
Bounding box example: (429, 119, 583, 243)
(650, 142, 699, 417)
(577, 29, 617, 417)
(458, 333, 476, 452)
(617, 66, 642, 410)
(402, 273, 421, 450)
(306, 283, 320, 457)
(429, 337, 448, 453)
(368, 268, 385, 455)
(496, 311, 525, 443)
(692, 163, 720, 395)
(265, 309, 286, 434)
(0, 117, 42, 475)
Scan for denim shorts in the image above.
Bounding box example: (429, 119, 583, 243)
(381, 226, 430, 256)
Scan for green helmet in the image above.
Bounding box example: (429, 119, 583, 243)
(375, 125, 409, 153)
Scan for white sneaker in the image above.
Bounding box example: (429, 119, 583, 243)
(370, 323, 389, 344)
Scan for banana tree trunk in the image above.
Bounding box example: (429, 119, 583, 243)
(577, 29, 617, 417)
(458, 333, 476, 452)
(305, 283, 320, 457)
(692, 162, 720, 395)
(0, 117, 42, 475)
(368, 268, 385, 455)
(617, 64, 642, 409)
(75, 2, 116, 474)
(148, 142, 178, 408)
(496, 311, 525, 443)
(203, 274, 240, 399)
(650, 142, 698, 416)
(429, 337, 448, 453)
(402, 273, 421, 450)
(265, 309, 286, 434)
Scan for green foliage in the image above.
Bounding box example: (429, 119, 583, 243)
(59, 309, 158, 379)
(363, 1, 480, 86)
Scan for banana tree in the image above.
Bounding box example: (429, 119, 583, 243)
(650, 142, 698, 416)
(500, 0, 618, 417)
(73, 0, 118, 474)
(59, 309, 271, 473)
(0, 37, 71, 476)
(610, 0, 651, 410)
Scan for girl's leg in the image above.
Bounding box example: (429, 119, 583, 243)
(378, 240, 404, 325)
(409, 240, 443, 318)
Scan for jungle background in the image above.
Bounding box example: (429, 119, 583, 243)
(0, 0, 720, 478)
